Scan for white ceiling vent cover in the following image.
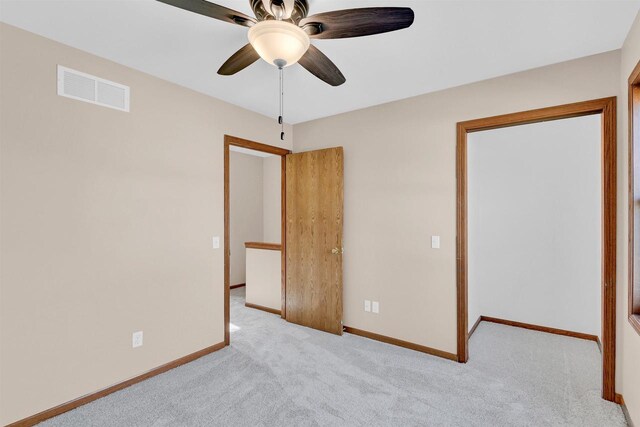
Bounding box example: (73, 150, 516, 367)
(57, 65, 129, 112)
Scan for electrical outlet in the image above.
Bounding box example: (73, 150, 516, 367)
(364, 300, 371, 312)
(212, 236, 220, 249)
(372, 301, 379, 314)
(132, 331, 143, 348)
(431, 236, 440, 249)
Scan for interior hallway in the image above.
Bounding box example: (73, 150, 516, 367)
(39, 287, 626, 426)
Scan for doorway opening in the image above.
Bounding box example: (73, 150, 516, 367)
(224, 135, 290, 346)
(456, 98, 617, 402)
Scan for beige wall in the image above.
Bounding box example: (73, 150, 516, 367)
(245, 248, 281, 311)
(0, 23, 292, 425)
(263, 156, 281, 244)
(293, 51, 621, 355)
(619, 11, 640, 423)
(229, 151, 264, 285)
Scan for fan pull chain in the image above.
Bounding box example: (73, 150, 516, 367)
(278, 66, 285, 141)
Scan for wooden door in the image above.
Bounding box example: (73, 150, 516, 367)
(285, 147, 344, 335)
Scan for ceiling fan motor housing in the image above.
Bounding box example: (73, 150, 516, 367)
(250, 0, 309, 24)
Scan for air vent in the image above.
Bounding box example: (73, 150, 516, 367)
(57, 65, 130, 112)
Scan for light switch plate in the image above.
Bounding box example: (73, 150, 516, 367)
(212, 236, 220, 249)
(431, 236, 440, 249)
(372, 301, 379, 314)
(132, 331, 143, 348)
(364, 300, 371, 312)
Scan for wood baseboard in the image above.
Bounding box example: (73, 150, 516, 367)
(230, 283, 246, 289)
(245, 302, 281, 316)
(343, 326, 457, 361)
(480, 316, 599, 342)
(6, 341, 226, 427)
(616, 394, 635, 427)
(468, 316, 483, 339)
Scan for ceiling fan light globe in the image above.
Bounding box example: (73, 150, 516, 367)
(248, 20, 310, 67)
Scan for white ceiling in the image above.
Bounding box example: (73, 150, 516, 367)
(1, 0, 638, 124)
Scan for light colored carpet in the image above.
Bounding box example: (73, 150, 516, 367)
(40, 287, 626, 426)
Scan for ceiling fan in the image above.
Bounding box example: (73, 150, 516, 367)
(156, 0, 415, 87)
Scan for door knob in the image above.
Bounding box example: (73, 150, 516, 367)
(331, 247, 344, 255)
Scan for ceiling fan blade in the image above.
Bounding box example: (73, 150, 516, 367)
(298, 45, 346, 87)
(218, 44, 260, 75)
(156, 0, 256, 27)
(299, 7, 414, 39)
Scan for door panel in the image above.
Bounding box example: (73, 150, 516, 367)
(285, 147, 343, 335)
